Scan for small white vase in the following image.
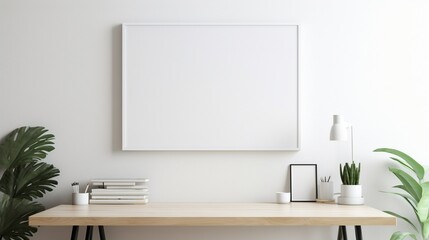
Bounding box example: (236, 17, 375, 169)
(338, 185, 364, 205)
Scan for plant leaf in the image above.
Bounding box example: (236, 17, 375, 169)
(356, 162, 361, 184)
(0, 127, 55, 170)
(0, 127, 59, 240)
(417, 182, 429, 223)
(392, 186, 421, 215)
(390, 231, 417, 240)
(390, 157, 414, 173)
(384, 211, 418, 232)
(375, 148, 424, 181)
(389, 167, 421, 202)
(394, 185, 408, 192)
(424, 221, 429, 240)
(0, 195, 44, 240)
(0, 161, 60, 200)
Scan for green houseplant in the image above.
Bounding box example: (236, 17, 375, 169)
(0, 127, 60, 240)
(338, 161, 364, 205)
(340, 162, 361, 185)
(375, 148, 428, 240)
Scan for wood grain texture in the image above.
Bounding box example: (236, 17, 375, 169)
(29, 203, 396, 226)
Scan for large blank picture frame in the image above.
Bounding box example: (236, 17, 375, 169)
(122, 23, 299, 150)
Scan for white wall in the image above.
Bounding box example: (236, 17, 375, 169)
(1, 0, 429, 239)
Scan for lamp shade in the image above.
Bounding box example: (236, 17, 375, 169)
(330, 115, 348, 141)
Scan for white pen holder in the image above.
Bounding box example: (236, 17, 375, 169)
(72, 193, 89, 205)
(318, 182, 334, 201)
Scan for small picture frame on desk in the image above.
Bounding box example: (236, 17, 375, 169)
(290, 164, 318, 202)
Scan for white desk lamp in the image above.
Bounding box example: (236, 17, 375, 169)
(330, 115, 354, 162)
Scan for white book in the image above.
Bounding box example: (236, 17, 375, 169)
(92, 182, 136, 186)
(105, 185, 147, 189)
(89, 199, 149, 205)
(91, 188, 148, 193)
(91, 178, 149, 183)
(91, 195, 148, 199)
(90, 191, 148, 196)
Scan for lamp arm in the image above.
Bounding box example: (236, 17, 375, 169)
(350, 125, 354, 162)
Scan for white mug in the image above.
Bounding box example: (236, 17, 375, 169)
(276, 192, 291, 204)
(72, 193, 89, 205)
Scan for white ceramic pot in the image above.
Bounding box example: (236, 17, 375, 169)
(338, 185, 364, 205)
(340, 185, 362, 198)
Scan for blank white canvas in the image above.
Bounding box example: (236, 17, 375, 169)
(122, 24, 299, 150)
(290, 165, 317, 201)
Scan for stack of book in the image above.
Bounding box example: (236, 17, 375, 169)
(89, 178, 149, 205)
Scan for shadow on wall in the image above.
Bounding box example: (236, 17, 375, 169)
(111, 25, 122, 152)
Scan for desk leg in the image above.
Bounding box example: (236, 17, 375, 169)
(337, 226, 342, 240)
(355, 226, 363, 240)
(337, 226, 348, 240)
(85, 226, 93, 240)
(99, 226, 106, 240)
(71, 226, 79, 240)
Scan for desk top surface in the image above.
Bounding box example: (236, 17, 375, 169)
(29, 202, 396, 226)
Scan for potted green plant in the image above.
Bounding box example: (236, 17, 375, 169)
(338, 161, 364, 205)
(0, 126, 60, 240)
(375, 148, 429, 240)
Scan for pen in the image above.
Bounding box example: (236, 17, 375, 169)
(71, 182, 79, 193)
(84, 184, 89, 193)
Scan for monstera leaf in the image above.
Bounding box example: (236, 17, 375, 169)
(0, 127, 55, 169)
(0, 196, 44, 240)
(0, 160, 59, 200)
(0, 127, 59, 240)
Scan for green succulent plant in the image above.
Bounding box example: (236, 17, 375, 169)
(340, 161, 361, 185)
(375, 148, 428, 240)
(0, 127, 60, 240)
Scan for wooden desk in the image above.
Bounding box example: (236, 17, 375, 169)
(29, 203, 395, 240)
